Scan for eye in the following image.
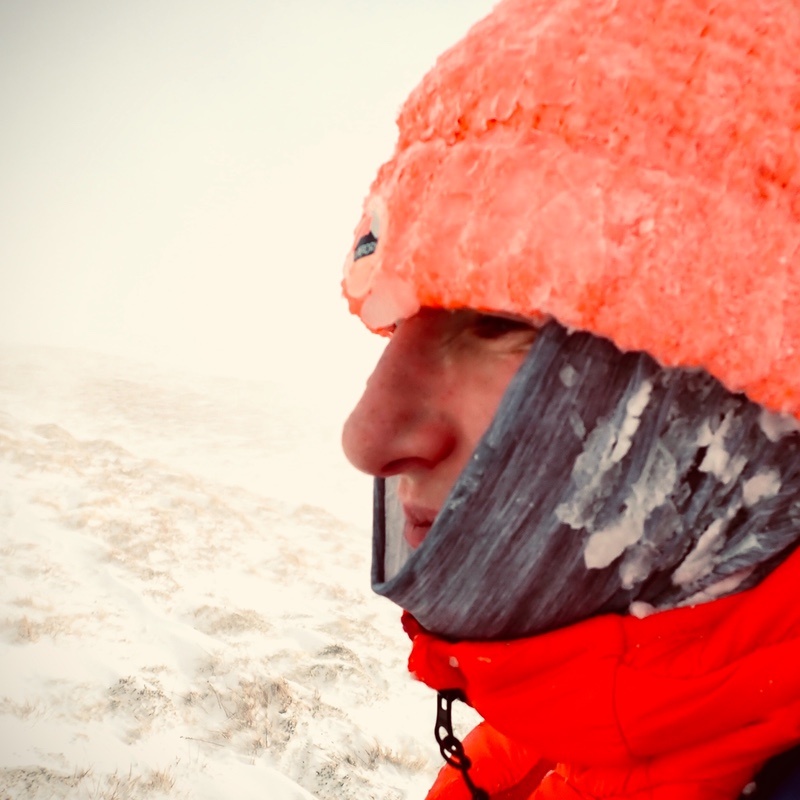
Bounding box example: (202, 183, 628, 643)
(471, 314, 537, 340)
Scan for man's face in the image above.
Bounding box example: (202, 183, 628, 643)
(342, 308, 538, 548)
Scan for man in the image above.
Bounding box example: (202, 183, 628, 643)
(341, 0, 800, 797)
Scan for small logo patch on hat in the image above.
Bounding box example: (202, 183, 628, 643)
(353, 210, 380, 262)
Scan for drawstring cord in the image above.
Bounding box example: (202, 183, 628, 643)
(435, 690, 489, 800)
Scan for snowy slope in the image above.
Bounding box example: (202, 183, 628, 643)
(0, 345, 469, 799)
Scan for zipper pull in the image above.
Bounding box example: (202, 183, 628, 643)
(434, 690, 489, 800)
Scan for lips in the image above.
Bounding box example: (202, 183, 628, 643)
(402, 504, 437, 549)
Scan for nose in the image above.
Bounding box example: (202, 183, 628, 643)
(342, 315, 457, 478)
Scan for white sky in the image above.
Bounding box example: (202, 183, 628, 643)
(1, 0, 496, 412)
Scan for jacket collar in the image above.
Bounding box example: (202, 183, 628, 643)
(406, 547, 800, 798)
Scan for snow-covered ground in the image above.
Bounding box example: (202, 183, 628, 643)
(0, 345, 469, 799)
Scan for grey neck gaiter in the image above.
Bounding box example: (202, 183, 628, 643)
(371, 322, 800, 641)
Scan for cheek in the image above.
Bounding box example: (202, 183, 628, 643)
(457, 356, 526, 451)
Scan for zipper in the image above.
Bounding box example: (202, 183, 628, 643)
(435, 690, 489, 800)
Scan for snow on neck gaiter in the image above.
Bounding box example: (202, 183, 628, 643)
(371, 322, 800, 641)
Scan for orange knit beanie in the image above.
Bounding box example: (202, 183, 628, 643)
(343, 0, 800, 418)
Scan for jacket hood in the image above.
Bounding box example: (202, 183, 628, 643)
(343, 0, 800, 418)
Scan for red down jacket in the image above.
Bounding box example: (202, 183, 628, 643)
(406, 547, 800, 800)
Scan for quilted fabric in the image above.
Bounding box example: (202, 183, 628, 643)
(406, 547, 800, 799)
